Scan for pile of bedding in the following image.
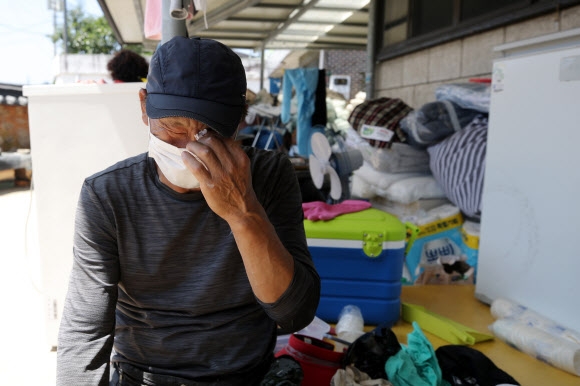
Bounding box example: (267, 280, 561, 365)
(340, 82, 491, 221)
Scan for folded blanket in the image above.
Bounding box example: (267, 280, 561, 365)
(400, 101, 481, 150)
(351, 162, 446, 204)
(428, 117, 488, 219)
(435, 83, 491, 113)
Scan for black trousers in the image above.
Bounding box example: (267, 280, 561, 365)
(110, 357, 272, 386)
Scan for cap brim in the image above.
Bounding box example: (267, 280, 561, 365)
(146, 93, 242, 137)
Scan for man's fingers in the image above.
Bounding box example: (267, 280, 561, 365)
(186, 134, 242, 173)
(185, 140, 222, 173)
(181, 150, 211, 182)
(184, 149, 208, 171)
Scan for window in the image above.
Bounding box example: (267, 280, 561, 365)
(411, 0, 454, 37)
(378, 0, 580, 61)
(461, 0, 523, 21)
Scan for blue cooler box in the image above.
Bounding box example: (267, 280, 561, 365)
(304, 208, 406, 326)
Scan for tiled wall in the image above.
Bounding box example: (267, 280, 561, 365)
(325, 50, 367, 99)
(375, 5, 580, 108)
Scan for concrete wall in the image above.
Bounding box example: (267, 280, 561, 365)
(375, 5, 580, 108)
(52, 54, 113, 84)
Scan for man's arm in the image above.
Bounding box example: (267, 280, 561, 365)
(183, 135, 320, 331)
(57, 182, 119, 386)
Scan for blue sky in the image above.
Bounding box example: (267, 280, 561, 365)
(0, 0, 103, 85)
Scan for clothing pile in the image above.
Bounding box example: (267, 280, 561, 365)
(276, 322, 520, 386)
(341, 98, 447, 221)
(345, 82, 491, 222)
(402, 82, 491, 221)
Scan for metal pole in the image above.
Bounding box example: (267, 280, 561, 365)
(365, 0, 383, 99)
(260, 45, 265, 91)
(162, 0, 188, 44)
(63, 0, 68, 71)
(53, 8, 57, 56)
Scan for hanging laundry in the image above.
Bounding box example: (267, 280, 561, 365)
(312, 69, 328, 127)
(144, 0, 162, 40)
(281, 67, 320, 156)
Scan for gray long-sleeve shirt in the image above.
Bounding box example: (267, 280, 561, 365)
(56, 148, 320, 385)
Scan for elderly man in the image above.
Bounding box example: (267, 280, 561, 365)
(56, 36, 320, 386)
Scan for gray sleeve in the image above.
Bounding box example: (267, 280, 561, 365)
(256, 154, 321, 333)
(56, 181, 119, 386)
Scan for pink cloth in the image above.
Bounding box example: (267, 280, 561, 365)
(302, 200, 371, 221)
(144, 0, 162, 40)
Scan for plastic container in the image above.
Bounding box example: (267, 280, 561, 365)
(335, 305, 365, 343)
(304, 208, 406, 325)
(275, 334, 345, 386)
(274, 316, 331, 353)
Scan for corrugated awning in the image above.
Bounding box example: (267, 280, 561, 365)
(97, 0, 370, 51)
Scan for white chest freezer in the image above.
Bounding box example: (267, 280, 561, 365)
(23, 83, 149, 348)
(476, 29, 580, 331)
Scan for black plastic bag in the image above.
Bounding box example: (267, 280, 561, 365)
(342, 327, 401, 380)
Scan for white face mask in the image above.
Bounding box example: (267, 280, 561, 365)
(148, 132, 201, 189)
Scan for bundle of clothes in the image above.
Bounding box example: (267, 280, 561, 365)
(275, 322, 519, 386)
(337, 81, 491, 222)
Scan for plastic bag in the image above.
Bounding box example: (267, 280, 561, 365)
(343, 327, 401, 380)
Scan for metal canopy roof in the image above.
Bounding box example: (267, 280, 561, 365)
(97, 0, 370, 51)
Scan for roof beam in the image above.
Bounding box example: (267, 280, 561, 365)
(252, 3, 369, 13)
(132, 0, 144, 34)
(188, 0, 262, 34)
(227, 17, 366, 28)
(277, 30, 367, 38)
(265, 42, 366, 50)
(97, 0, 125, 44)
(262, 0, 323, 47)
(196, 28, 366, 38)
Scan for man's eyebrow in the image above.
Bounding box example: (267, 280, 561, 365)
(160, 119, 188, 129)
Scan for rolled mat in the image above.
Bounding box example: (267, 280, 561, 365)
(490, 318, 580, 376)
(491, 298, 580, 345)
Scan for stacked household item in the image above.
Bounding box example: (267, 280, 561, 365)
(403, 204, 480, 285)
(342, 96, 449, 221)
(489, 298, 580, 377)
(400, 81, 491, 221)
(303, 206, 406, 326)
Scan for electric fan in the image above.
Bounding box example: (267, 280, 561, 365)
(309, 132, 363, 202)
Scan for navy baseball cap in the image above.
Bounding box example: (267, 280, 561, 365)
(146, 36, 247, 137)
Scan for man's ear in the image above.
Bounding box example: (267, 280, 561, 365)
(138, 88, 148, 126)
